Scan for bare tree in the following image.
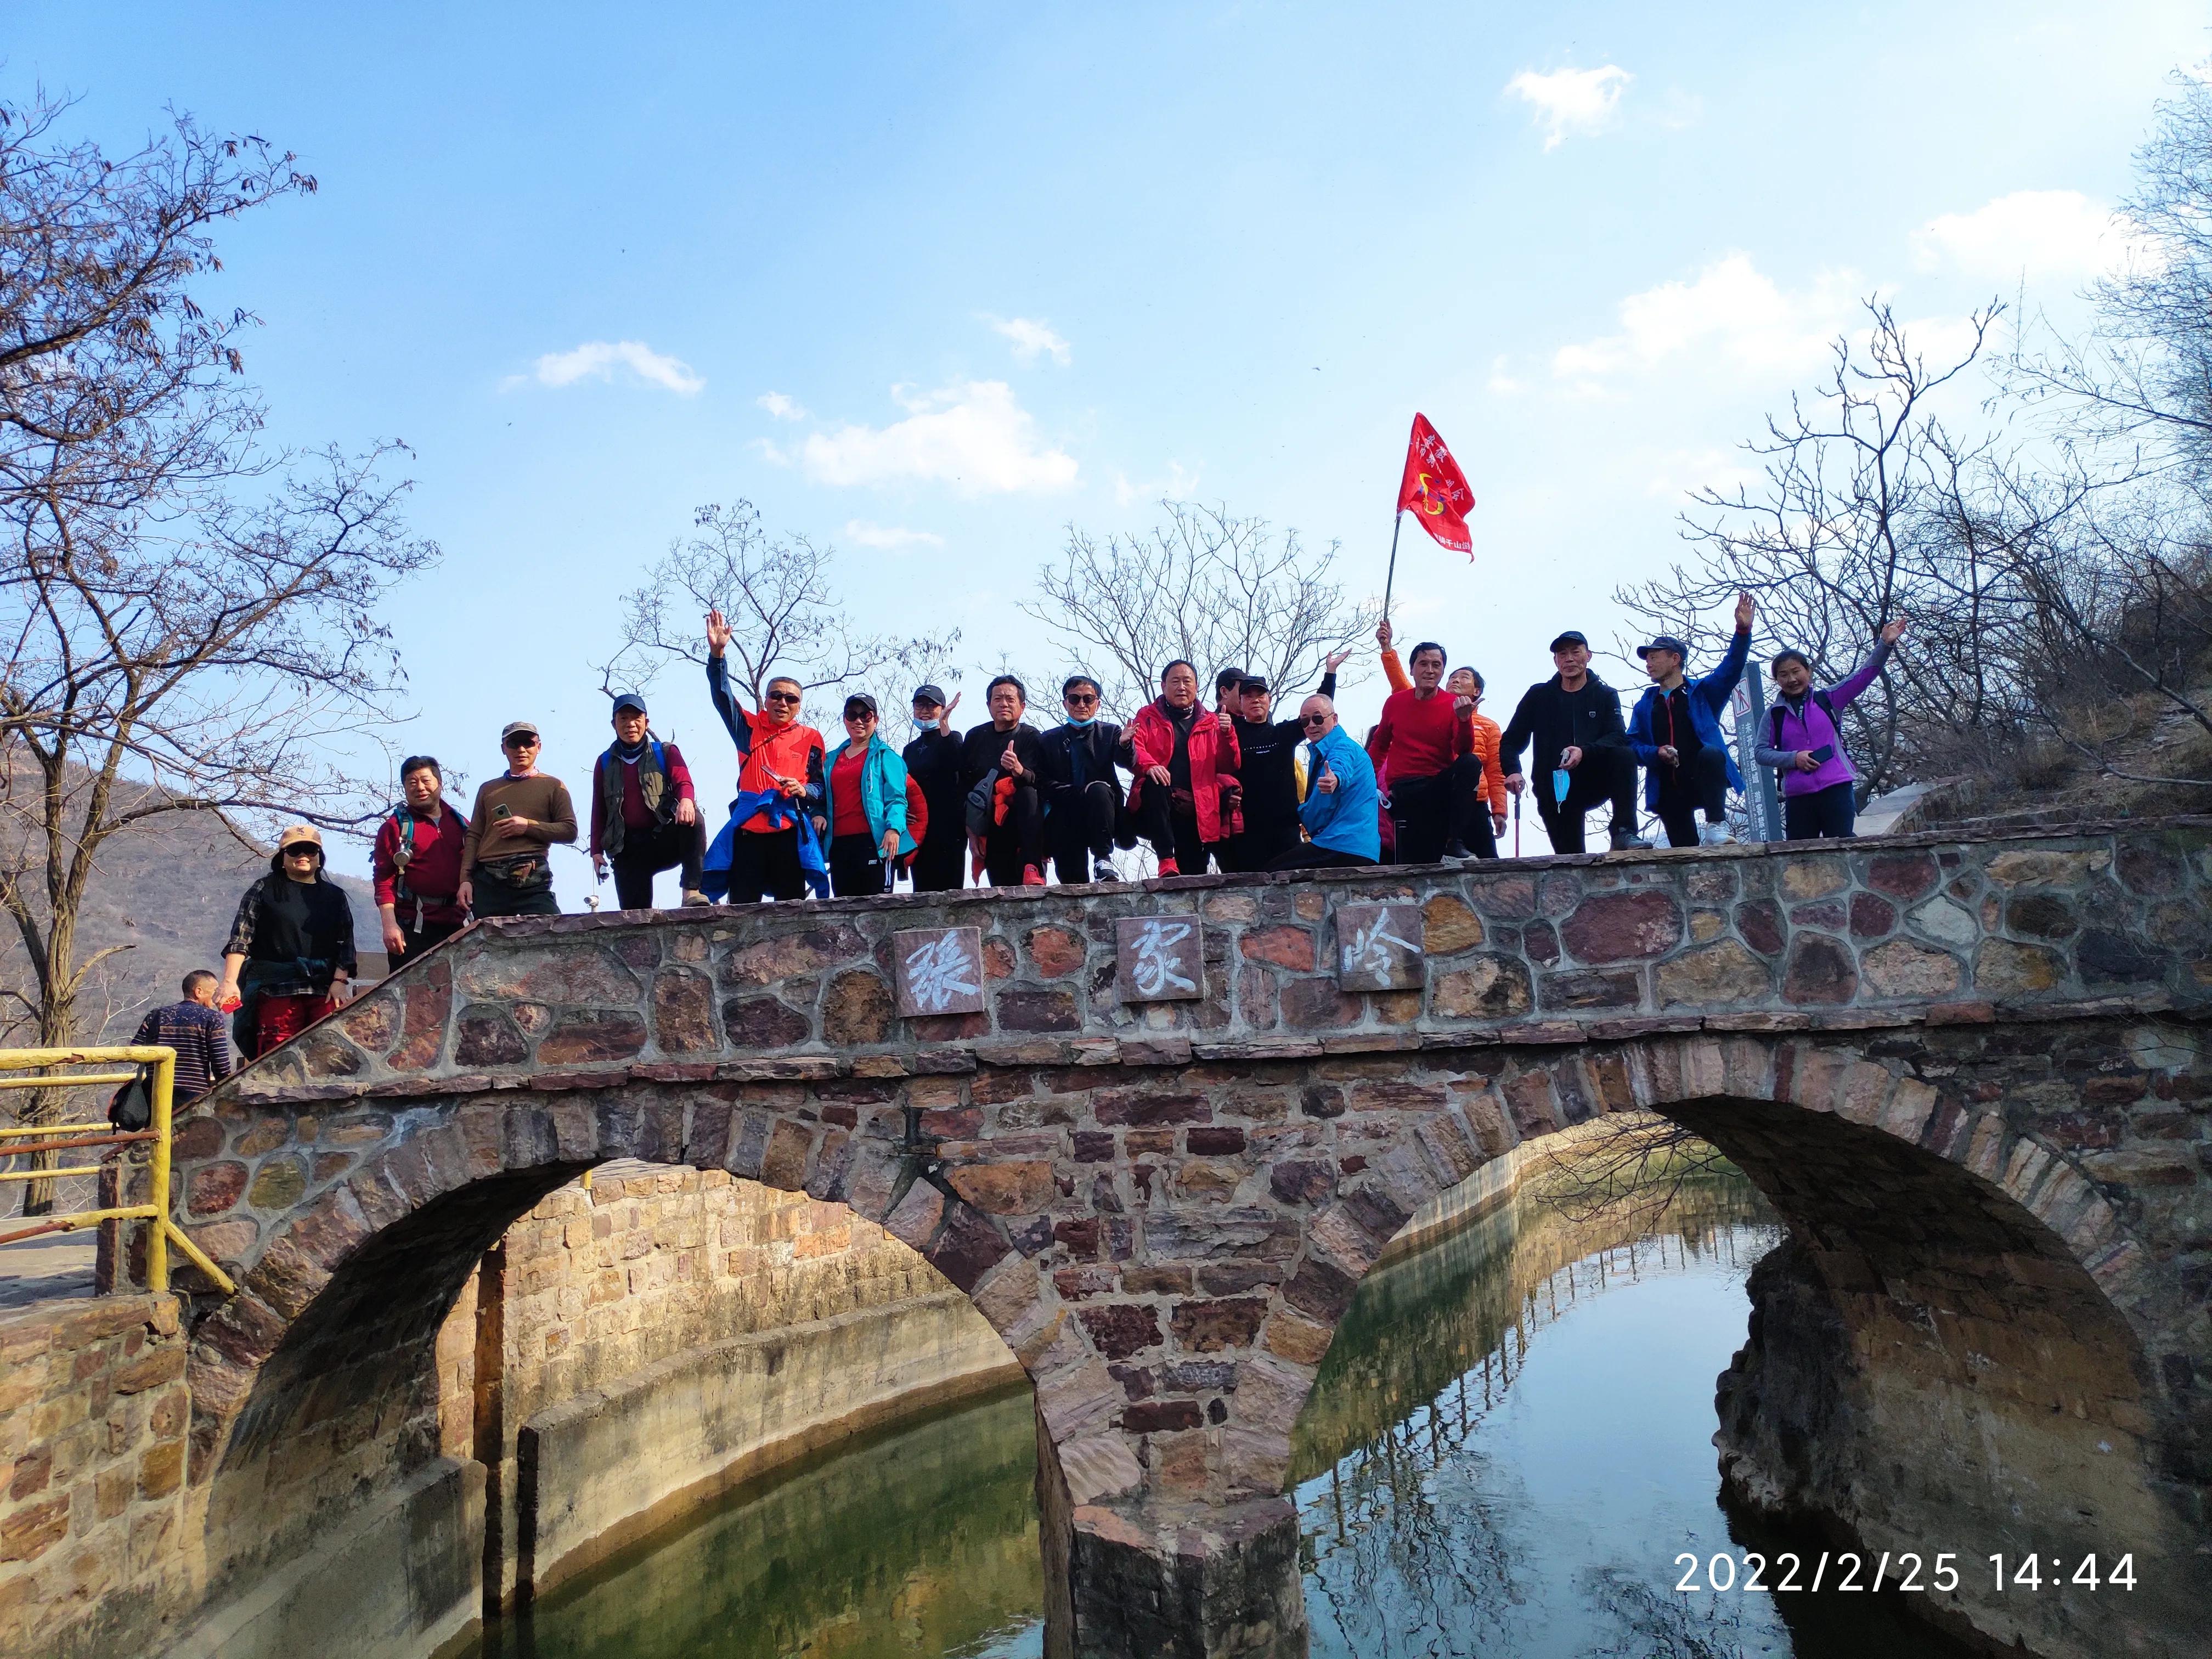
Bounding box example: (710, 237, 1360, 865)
(2012, 73, 2212, 489)
(1022, 499, 1376, 717)
(1618, 302, 2030, 802)
(600, 500, 961, 731)
(0, 97, 436, 1208)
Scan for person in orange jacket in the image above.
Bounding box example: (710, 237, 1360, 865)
(1376, 619, 1507, 859)
(1126, 659, 1241, 876)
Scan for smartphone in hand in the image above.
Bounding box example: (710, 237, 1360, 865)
(1809, 744, 1836, 765)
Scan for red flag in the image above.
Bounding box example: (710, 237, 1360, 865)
(1396, 413, 1476, 556)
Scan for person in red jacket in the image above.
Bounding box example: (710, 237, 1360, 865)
(1367, 639, 1474, 864)
(373, 757, 470, 967)
(1126, 658, 1241, 876)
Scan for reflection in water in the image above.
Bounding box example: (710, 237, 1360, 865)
(1293, 1171, 1969, 1658)
(476, 1164, 1972, 1659)
(475, 1385, 1042, 1659)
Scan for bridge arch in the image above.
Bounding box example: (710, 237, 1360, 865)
(163, 824, 2212, 1658)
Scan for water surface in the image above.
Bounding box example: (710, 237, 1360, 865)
(475, 1166, 1971, 1658)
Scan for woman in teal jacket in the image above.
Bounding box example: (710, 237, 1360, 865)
(816, 694, 913, 896)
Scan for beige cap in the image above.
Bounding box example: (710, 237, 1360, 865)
(276, 825, 324, 854)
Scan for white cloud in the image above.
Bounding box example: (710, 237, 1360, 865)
(988, 315, 1073, 365)
(843, 520, 945, 551)
(1486, 354, 1525, 397)
(1553, 253, 1860, 389)
(514, 340, 704, 395)
(1505, 65, 1632, 151)
(801, 381, 1079, 495)
(1911, 189, 2119, 282)
(757, 391, 808, 421)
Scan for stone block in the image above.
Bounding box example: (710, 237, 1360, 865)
(1333, 903, 1425, 991)
(893, 927, 988, 1017)
(1076, 1302, 1162, 1359)
(1860, 939, 1961, 998)
(1422, 893, 1485, 954)
(947, 1161, 1056, 1215)
(1239, 926, 1314, 972)
(1170, 1297, 1268, 1352)
(1116, 917, 1205, 1002)
(1782, 934, 1857, 1005)
(1561, 890, 1683, 962)
(1433, 956, 1533, 1018)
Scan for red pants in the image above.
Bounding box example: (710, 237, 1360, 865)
(252, 992, 332, 1057)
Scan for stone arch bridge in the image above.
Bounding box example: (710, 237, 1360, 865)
(171, 822, 2211, 1659)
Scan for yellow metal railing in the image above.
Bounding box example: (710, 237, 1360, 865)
(0, 1046, 235, 1296)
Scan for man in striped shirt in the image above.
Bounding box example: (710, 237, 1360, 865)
(128, 970, 233, 1103)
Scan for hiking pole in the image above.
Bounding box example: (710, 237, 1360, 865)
(1380, 510, 1404, 627)
(1513, 792, 1521, 858)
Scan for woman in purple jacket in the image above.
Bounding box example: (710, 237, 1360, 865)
(1754, 616, 1909, 839)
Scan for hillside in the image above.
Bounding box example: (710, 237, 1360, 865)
(1, 794, 381, 1045)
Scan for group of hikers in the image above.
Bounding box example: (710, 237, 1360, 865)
(206, 594, 1908, 1061)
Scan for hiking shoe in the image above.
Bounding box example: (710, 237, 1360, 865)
(1093, 858, 1119, 882)
(1699, 823, 1736, 847)
(681, 888, 713, 907)
(1022, 864, 1047, 887)
(1442, 840, 1475, 864)
(1156, 857, 1180, 877)
(1609, 828, 1652, 852)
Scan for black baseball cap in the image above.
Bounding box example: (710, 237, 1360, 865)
(1549, 630, 1589, 652)
(1238, 675, 1270, 694)
(1636, 635, 1690, 660)
(610, 692, 647, 716)
(1215, 666, 1246, 691)
(911, 684, 947, 707)
(844, 692, 879, 717)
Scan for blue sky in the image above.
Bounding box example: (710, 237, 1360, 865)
(9, 3, 2206, 879)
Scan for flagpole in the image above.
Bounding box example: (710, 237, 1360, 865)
(1381, 510, 1404, 625)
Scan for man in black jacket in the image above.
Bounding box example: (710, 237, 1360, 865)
(902, 685, 966, 891)
(1497, 630, 1646, 855)
(962, 674, 1049, 887)
(1036, 674, 1130, 883)
(1226, 652, 1349, 871)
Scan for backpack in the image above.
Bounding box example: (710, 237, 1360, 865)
(1769, 690, 1839, 778)
(386, 802, 466, 913)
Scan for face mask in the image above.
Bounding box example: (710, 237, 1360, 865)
(1064, 714, 1096, 729)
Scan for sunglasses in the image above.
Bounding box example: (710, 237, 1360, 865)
(283, 845, 319, 857)
(1300, 714, 1330, 727)
(504, 737, 539, 749)
(1064, 692, 1098, 706)
(765, 691, 802, 706)
(844, 709, 876, 722)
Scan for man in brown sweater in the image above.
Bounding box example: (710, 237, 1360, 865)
(458, 720, 578, 918)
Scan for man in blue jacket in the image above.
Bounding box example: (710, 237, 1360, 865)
(1269, 693, 1379, 868)
(1627, 592, 1755, 848)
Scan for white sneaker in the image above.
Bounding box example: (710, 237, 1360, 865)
(1698, 823, 1736, 847)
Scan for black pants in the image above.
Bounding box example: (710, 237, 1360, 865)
(981, 781, 1046, 885)
(1047, 780, 1119, 882)
(392, 918, 464, 968)
(1228, 817, 1302, 874)
(1446, 755, 1500, 859)
(1387, 771, 1453, 864)
(1654, 745, 1730, 848)
(829, 832, 890, 896)
(609, 817, 706, 910)
(1134, 787, 1216, 874)
(908, 829, 966, 892)
(1533, 746, 1639, 854)
(1784, 780, 1857, 840)
(728, 828, 809, 902)
(471, 858, 559, 917)
(1268, 843, 1376, 871)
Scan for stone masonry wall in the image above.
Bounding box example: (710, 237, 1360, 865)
(437, 1158, 1010, 1605)
(1, 1295, 190, 1659)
